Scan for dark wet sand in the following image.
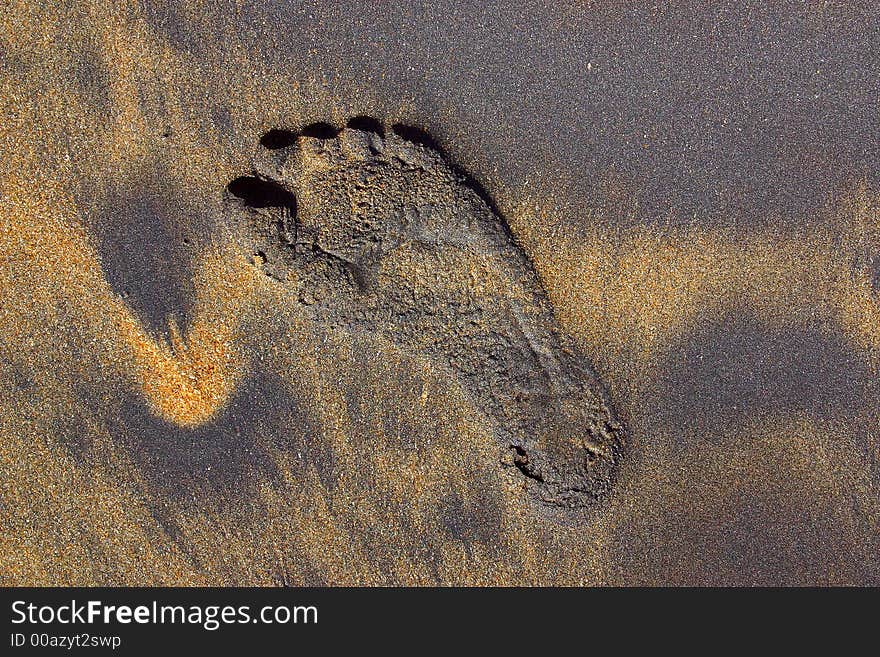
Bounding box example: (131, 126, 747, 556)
(1, 1, 879, 585)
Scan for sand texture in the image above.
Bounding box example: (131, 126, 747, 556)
(1, 0, 879, 585)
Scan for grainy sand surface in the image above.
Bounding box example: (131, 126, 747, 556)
(1, 1, 879, 585)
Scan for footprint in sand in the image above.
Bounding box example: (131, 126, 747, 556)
(223, 118, 625, 508)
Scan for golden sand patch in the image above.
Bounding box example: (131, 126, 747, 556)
(0, 170, 254, 427)
(511, 183, 880, 390)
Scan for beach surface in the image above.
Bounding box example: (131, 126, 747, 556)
(1, 0, 879, 585)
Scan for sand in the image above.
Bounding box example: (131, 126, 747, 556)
(0, 0, 878, 585)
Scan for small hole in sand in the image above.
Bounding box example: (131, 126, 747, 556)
(300, 122, 338, 139)
(259, 129, 298, 150)
(391, 123, 441, 151)
(347, 116, 384, 136)
(226, 176, 296, 212)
